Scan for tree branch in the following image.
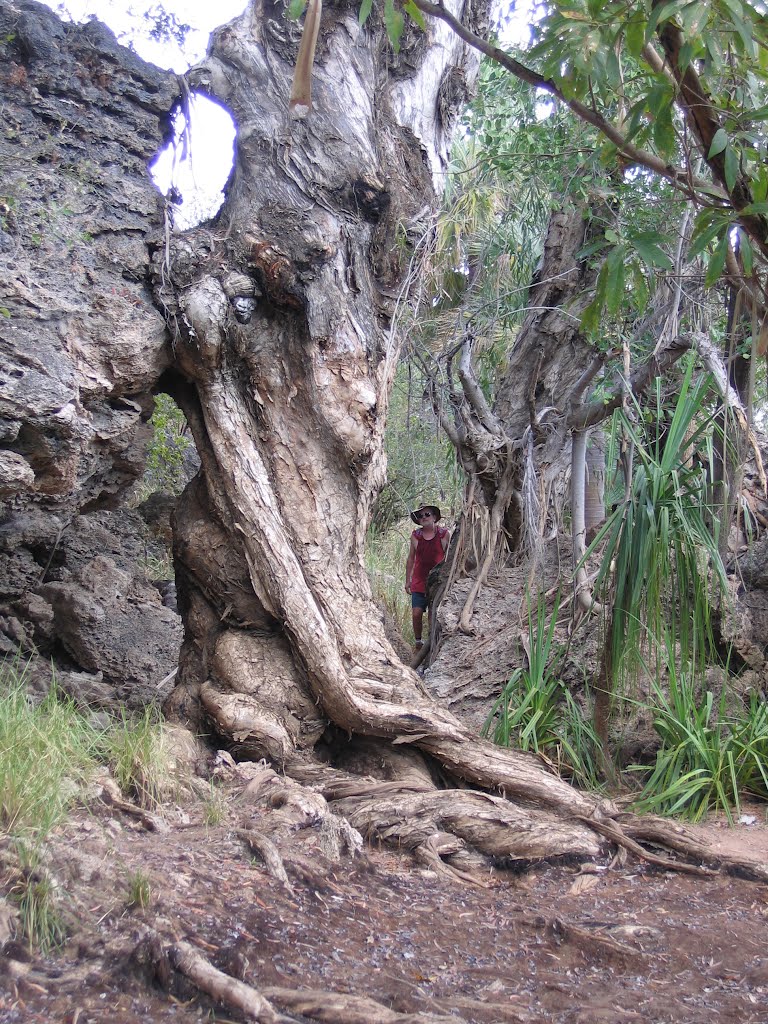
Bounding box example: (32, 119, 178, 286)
(653, 8, 768, 260)
(567, 337, 692, 431)
(457, 333, 503, 436)
(412, 0, 723, 203)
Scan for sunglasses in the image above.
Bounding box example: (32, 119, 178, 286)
(415, 511, 433, 519)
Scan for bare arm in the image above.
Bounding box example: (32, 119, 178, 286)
(405, 535, 417, 593)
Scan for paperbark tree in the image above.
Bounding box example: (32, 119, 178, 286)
(148, 0, 751, 873)
(150, 0, 618, 863)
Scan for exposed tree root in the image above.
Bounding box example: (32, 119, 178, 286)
(334, 788, 603, 860)
(414, 992, 528, 1023)
(287, 753, 604, 861)
(234, 828, 293, 891)
(577, 816, 718, 877)
(621, 814, 768, 882)
(97, 777, 169, 833)
(261, 986, 467, 1024)
(413, 832, 492, 886)
(210, 743, 768, 883)
(167, 940, 282, 1023)
(542, 916, 642, 962)
(157, 935, 467, 1024)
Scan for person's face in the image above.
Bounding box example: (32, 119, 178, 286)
(417, 511, 434, 524)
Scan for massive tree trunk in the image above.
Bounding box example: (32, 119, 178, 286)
(147, 0, 632, 865)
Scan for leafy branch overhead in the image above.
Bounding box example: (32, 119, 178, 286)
(356, 0, 768, 326)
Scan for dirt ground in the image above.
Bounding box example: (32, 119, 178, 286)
(2, 765, 768, 1024)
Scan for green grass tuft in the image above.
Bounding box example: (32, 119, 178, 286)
(10, 844, 67, 954)
(101, 707, 176, 810)
(127, 869, 152, 910)
(0, 663, 100, 842)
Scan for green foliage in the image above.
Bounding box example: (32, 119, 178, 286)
(143, 393, 191, 496)
(482, 595, 602, 789)
(630, 647, 768, 820)
(525, 0, 768, 292)
(365, 520, 412, 639)
(0, 662, 100, 842)
(102, 707, 174, 810)
(592, 362, 729, 688)
(375, 362, 461, 530)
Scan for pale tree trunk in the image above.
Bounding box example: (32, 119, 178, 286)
(431, 203, 609, 629)
(150, 0, 721, 873)
(433, 200, 693, 628)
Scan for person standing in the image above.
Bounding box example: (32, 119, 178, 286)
(405, 503, 449, 649)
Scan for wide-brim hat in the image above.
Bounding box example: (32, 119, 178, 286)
(410, 503, 442, 524)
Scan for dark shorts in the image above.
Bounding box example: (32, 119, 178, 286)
(411, 592, 428, 610)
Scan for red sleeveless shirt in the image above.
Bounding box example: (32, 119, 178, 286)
(410, 526, 448, 593)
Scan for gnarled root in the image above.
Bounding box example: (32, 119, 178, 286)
(153, 934, 468, 1024)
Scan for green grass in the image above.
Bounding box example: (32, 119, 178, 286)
(127, 869, 152, 910)
(203, 782, 227, 827)
(101, 706, 176, 810)
(139, 550, 174, 582)
(0, 657, 184, 950)
(629, 647, 768, 821)
(365, 521, 413, 640)
(482, 594, 603, 790)
(0, 666, 100, 841)
(10, 844, 67, 954)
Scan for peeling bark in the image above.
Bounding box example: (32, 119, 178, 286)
(140, 0, 735, 872)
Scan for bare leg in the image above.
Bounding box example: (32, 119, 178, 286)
(412, 606, 424, 643)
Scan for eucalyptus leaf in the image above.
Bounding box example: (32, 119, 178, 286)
(704, 232, 729, 287)
(740, 232, 753, 277)
(631, 238, 674, 269)
(707, 127, 728, 159)
(625, 15, 644, 57)
(287, 0, 307, 20)
(723, 145, 739, 192)
(403, 0, 426, 29)
(384, 0, 404, 51)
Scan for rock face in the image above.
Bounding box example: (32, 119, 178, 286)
(0, 0, 182, 698)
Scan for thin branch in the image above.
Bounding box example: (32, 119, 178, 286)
(457, 333, 504, 436)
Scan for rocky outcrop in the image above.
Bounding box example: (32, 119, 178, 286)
(0, 0, 182, 697)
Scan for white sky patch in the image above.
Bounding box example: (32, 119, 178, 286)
(50, 0, 247, 70)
